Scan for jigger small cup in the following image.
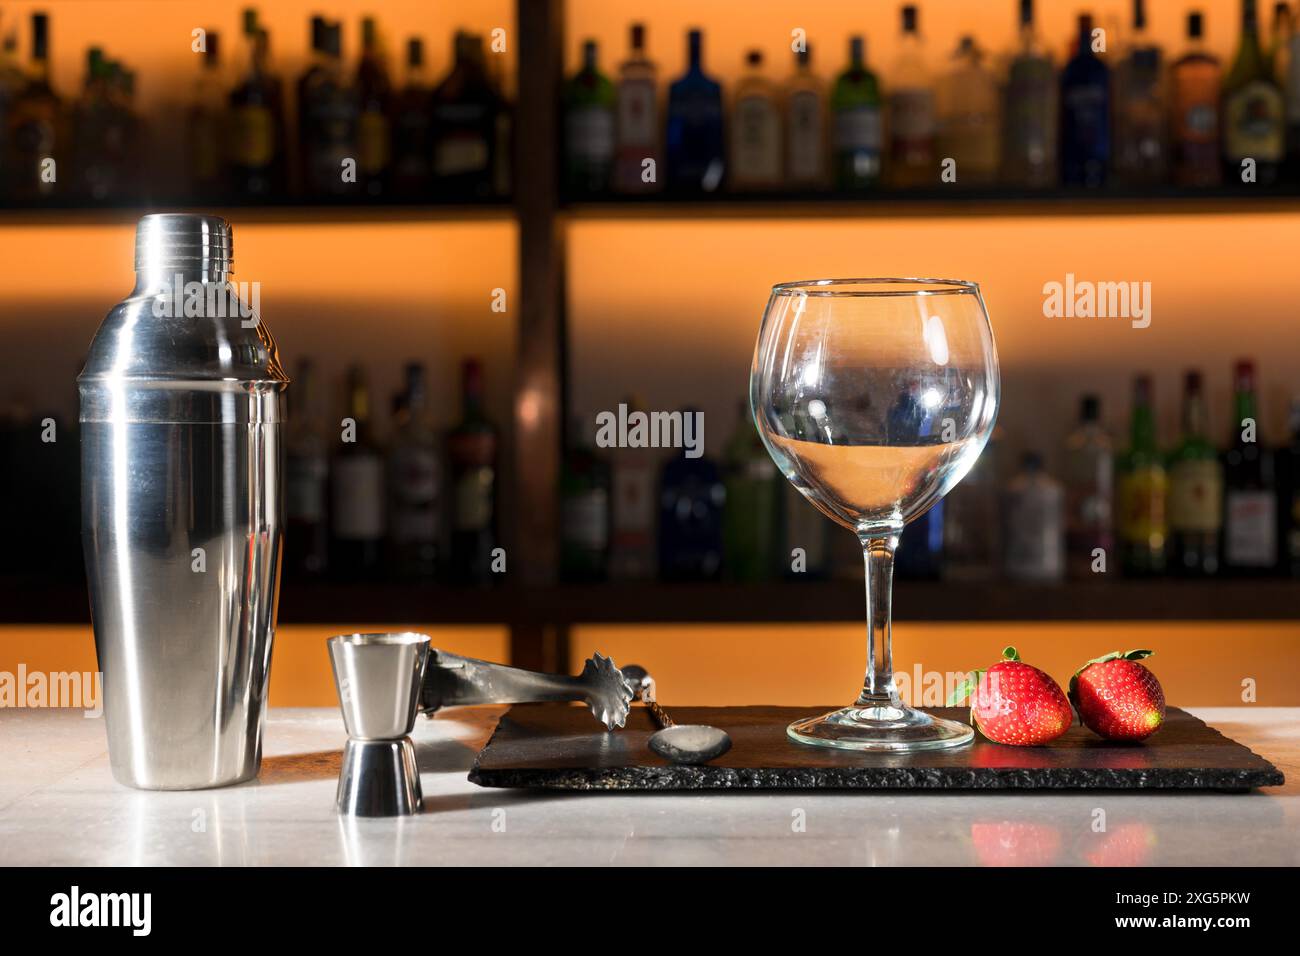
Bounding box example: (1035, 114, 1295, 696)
(328, 632, 431, 817)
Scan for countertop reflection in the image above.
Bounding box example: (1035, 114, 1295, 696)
(0, 706, 1295, 866)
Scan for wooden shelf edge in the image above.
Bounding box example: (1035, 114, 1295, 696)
(4, 579, 1297, 626)
(564, 188, 1300, 220)
(0, 200, 515, 226)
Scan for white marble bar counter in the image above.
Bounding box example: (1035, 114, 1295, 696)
(1, 707, 1296, 866)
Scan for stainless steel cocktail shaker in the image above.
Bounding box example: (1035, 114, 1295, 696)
(79, 214, 288, 789)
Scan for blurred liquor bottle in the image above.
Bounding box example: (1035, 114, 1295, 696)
(560, 418, 611, 582)
(490, 55, 513, 198)
(73, 47, 133, 201)
(263, 24, 290, 192)
(613, 23, 661, 194)
(1113, 0, 1167, 186)
(776, 401, 832, 580)
(1168, 371, 1223, 576)
(564, 40, 615, 196)
(1223, 0, 1284, 184)
(447, 359, 498, 584)
(730, 50, 782, 191)
(356, 16, 392, 197)
(387, 363, 440, 580)
(609, 398, 658, 580)
(228, 9, 282, 198)
(1060, 13, 1110, 188)
(785, 45, 825, 190)
(830, 36, 882, 190)
(284, 358, 329, 579)
(1283, 4, 1300, 175)
(1170, 11, 1223, 187)
(936, 35, 999, 187)
(1279, 397, 1300, 576)
(187, 30, 225, 198)
(295, 14, 327, 188)
(888, 377, 944, 578)
(47, 401, 83, 584)
(897, 500, 944, 580)
(1001, 0, 1056, 189)
(887, 5, 936, 188)
(0, 404, 28, 578)
(0, 28, 21, 190)
(1003, 453, 1064, 582)
(1118, 375, 1167, 576)
(781, 482, 830, 579)
(721, 401, 777, 581)
(943, 428, 1000, 581)
(107, 63, 140, 197)
(0, 401, 79, 583)
(666, 29, 725, 193)
(431, 32, 502, 200)
(1063, 395, 1114, 579)
(658, 412, 724, 580)
(300, 19, 357, 197)
(331, 365, 385, 580)
(391, 38, 433, 196)
(1222, 360, 1277, 574)
(7, 12, 60, 200)
(1267, 1, 1293, 76)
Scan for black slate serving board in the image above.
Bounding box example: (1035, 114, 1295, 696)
(468, 705, 1284, 792)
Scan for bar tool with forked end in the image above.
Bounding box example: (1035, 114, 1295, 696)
(329, 633, 430, 817)
(420, 648, 633, 730)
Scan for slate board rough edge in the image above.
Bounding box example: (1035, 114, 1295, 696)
(467, 705, 1285, 793)
(469, 764, 1283, 792)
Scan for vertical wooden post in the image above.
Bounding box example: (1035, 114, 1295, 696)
(511, 0, 568, 671)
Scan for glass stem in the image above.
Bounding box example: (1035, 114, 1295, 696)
(856, 533, 901, 707)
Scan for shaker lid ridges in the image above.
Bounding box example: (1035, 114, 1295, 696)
(134, 214, 233, 272)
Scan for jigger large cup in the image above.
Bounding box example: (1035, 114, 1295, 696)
(328, 633, 430, 738)
(328, 633, 430, 816)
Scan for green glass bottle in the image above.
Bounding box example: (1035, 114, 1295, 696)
(722, 401, 778, 581)
(564, 39, 616, 195)
(1168, 371, 1223, 576)
(830, 36, 882, 190)
(1223, 0, 1284, 183)
(560, 416, 611, 582)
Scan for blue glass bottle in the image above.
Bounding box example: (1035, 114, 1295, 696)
(887, 382, 944, 579)
(897, 499, 944, 579)
(1059, 13, 1110, 187)
(666, 29, 725, 193)
(657, 419, 725, 580)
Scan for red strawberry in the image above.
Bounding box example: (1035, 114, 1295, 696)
(1070, 649, 1165, 741)
(949, 646, 1074, 746)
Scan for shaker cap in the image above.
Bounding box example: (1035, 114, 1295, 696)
(135, 214, 232, 274)
(79, 214, 286, 424)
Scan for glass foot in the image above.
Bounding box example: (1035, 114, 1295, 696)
(787, 702, 974, 752)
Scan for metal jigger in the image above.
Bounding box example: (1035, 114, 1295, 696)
(328, 633, 430, 817)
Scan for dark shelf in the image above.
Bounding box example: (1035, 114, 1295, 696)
(5, 184, 1296, 225)
(277, 580, 512, 625)
(564, 185, 1300, 219)
(532, 579, 1300, 624)
(7, 577, 1298, 625)
(0, 197, 514, 225)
